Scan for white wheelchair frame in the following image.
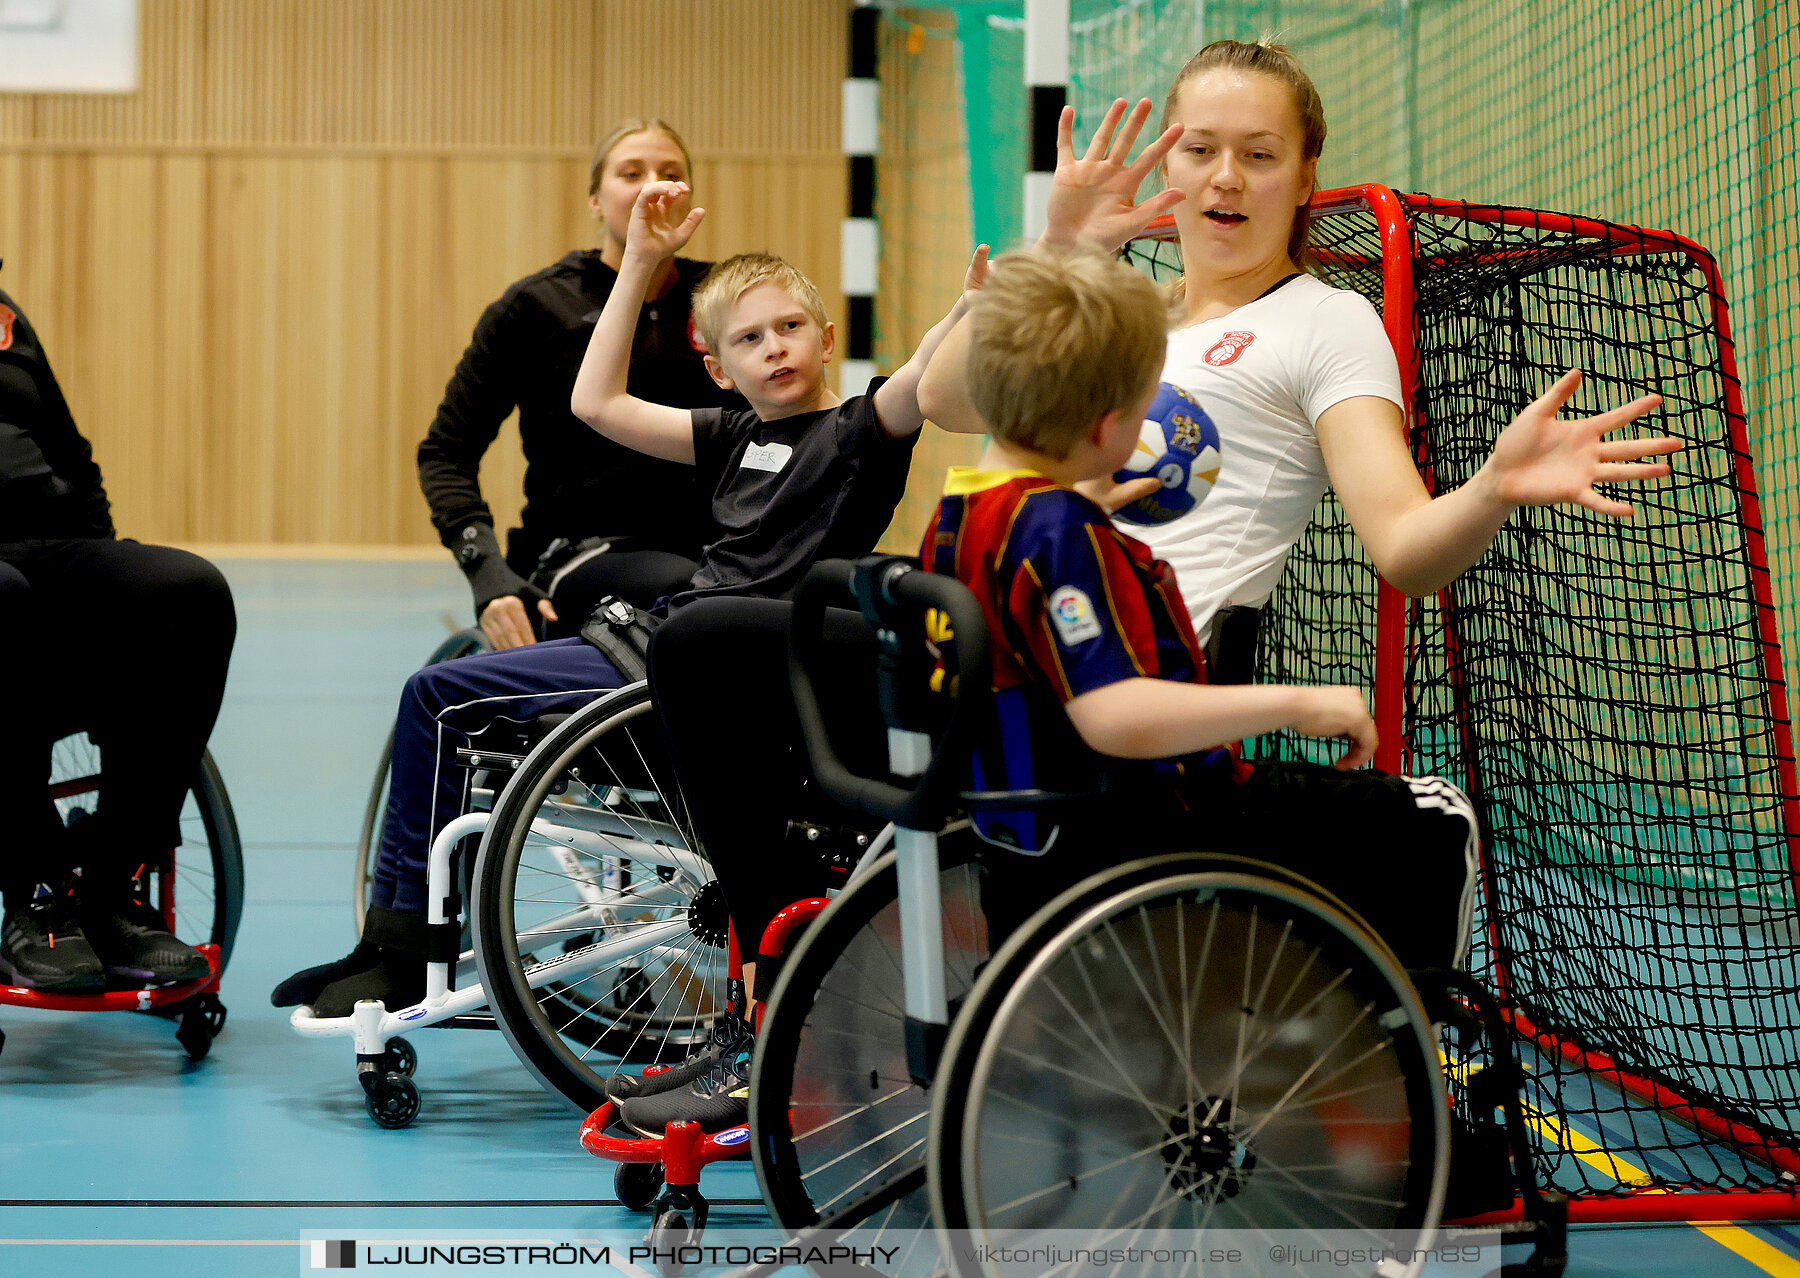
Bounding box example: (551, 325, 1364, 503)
(290, 680, 724, 1127)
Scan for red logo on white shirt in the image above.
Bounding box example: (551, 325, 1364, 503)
(1203, 331, 1256, 366)
(0, 304, 14, 351)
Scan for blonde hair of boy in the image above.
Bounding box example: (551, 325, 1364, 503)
(691, 252, 830, 355)
(966, 246, 1167, 460)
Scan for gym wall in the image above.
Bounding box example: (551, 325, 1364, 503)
(0, 0, 848, 549)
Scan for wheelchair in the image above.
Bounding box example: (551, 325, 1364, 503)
(574, 890, 842, 1254)
(0, 732, 243, 1062)
(471, 662, 877, 1118)
(295, 672, 736, 1126)
(311, 557, 881, 1128)
(572, 817, 891, 1253)
(735, 557, 1564, 1278)
(351, 537, 699, 931)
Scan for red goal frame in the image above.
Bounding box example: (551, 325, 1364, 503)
(1132, 186, 1800, 1224)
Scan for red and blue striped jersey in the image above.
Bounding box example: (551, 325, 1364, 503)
(921, 468, 1216, 851)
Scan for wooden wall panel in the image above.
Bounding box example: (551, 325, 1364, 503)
(5, 0, 846, 154)
(0, 0, 848, 547)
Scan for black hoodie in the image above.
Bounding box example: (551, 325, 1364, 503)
(0, 282, 112, 541)
(415, 251, 734, 570)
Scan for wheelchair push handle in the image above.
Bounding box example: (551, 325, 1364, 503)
(788, 556, 990, 831)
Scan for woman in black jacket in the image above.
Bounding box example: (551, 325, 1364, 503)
(0, 278, 235, 992)
(417, 119, 735, 649)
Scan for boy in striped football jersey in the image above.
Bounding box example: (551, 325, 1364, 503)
(921, 245, 1476, 964)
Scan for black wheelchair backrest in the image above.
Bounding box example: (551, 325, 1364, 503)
(789, 555, 1107, 835)
(788, 556, 989, 832)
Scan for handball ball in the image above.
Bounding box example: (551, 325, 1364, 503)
(1112, 382, 1223, 526)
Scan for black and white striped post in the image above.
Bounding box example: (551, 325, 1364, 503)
(1023, 0, 1068, 244)
(841, 0, 879, 397)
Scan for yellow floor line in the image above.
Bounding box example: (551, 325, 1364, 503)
(1514, 1103, 1656, 1188)
(1444, 1056, 1798, 1275)
(1691, 1226, 1800, 1278)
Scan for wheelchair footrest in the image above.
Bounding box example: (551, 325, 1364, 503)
(0, 944, 222, 1012)
(578, 1103, 750, 1176)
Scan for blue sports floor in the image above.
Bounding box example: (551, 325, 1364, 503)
(1, 557, 1797, 1277)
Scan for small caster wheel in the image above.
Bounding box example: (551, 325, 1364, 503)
(615, 1160, 664, 1212)
(378, 1035, 417, 1077)
(366, 1072, 421, 1128)
(647, 1209, 692, 1277)
(198, 995, 228, 1036)
(176, 1005, 215, 1061)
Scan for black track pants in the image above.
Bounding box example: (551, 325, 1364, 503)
(0, 537, 235, 901)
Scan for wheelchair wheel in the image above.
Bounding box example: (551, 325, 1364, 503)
(927, 854, 1448, 1278)
(750, 831, 985, 1266)
(48, 736, 244, 970)
(472, 682, 724, 1112)
(353, 626, 490, 932)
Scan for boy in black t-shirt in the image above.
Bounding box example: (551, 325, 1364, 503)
(569, 182, 962, 603)
(274, 184, 981, 1053)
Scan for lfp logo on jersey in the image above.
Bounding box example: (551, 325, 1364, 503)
(1113, 382, 1223, 526)
(1049, 585, 1103, 646)
(0, 304, 15, 351)
(1203, 330, 1256, 366)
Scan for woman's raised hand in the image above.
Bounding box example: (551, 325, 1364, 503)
(1483, 369, 1681, 517)
(625, 181, 705, 262)
(1042, 98, 1186, 253)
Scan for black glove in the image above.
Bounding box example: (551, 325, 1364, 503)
(452, 521, 550, 621)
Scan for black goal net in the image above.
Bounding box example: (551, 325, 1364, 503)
(1128, 191, 1800, 1208)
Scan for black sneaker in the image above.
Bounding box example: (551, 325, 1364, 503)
(308, 948, 425, 1018)
(272, 940, 381, 1008)
(617, 1034, 753, 1137)
(605, 1017, 754, 1103)
(79, 894, 211, 984)
(0, 887, 106, 992)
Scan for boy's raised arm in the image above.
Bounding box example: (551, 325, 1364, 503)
(874, 245, 993, 438)
(570, 182, 704, 464)
(914, 307, 989, 436)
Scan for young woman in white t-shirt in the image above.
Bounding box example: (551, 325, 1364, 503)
(921, 41, 1680, 669)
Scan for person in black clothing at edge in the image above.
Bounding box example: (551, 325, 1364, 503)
(417, 118, 737, 650)
(0, 272, 236, 992)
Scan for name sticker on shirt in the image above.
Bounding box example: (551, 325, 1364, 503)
(740, 441, 794, 474)
(1049, 586, 1103, 647)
